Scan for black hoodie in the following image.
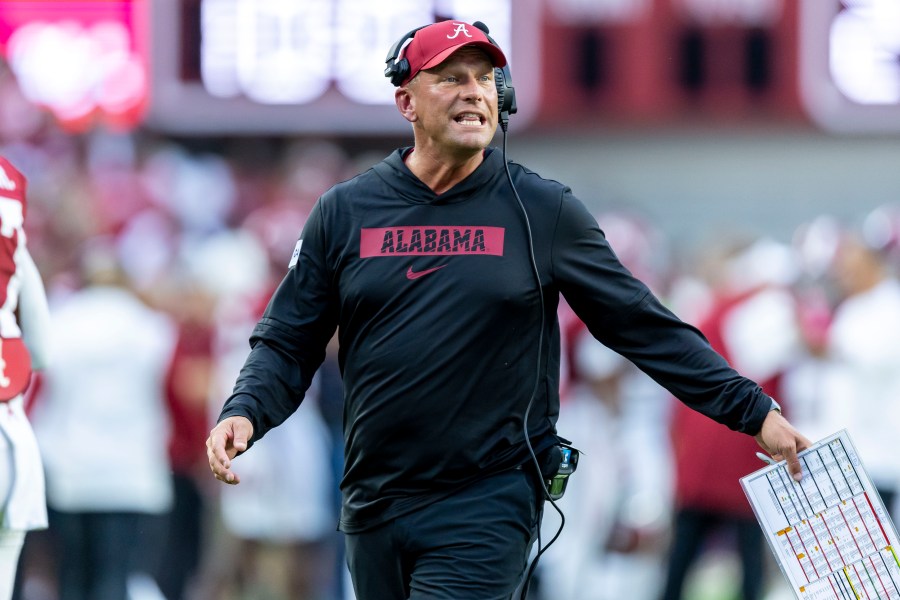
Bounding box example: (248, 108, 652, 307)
(219, 147, 774, 533)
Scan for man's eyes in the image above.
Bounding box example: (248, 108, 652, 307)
(443, 75, 492, 83)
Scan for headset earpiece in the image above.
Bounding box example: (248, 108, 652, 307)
(494, 65, 517, 128)
(384, 26, 425, 87)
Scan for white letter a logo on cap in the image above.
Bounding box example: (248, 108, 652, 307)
(447, 23, 473, 39)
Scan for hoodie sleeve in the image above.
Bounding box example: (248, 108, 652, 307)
(218, 198, 339, 444)
(551, 190, 772, 434)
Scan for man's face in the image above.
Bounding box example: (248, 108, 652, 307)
(402, 48, 499, 158)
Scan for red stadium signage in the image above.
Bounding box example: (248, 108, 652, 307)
(0, 0, 148, 132)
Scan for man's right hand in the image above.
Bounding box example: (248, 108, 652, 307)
(206, 415, 254, 485)
(754, 410, 811, 482)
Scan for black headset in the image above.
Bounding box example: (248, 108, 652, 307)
(383, 21, 517, 128)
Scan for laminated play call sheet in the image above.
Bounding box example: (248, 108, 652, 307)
(741, 430, 900, 600)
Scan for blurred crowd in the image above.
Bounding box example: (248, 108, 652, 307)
(4, 60, 900, 600)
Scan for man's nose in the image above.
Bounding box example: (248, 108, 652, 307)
(459, 77, 484, 99)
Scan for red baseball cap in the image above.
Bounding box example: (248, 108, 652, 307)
(399, 20, 507, 85)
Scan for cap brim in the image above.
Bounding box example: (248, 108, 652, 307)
(420, 41, 507, 72)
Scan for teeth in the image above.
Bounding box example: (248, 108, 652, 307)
(456, 114, 482, 125)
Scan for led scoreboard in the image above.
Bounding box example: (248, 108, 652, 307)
(145, 0, 541, 135)
(0, 0, 148, 132)
(3, 1, 894, 135)
(537, 0, 900, 133)
(537, 0, 803, 125)
(799, 0, 900, 133)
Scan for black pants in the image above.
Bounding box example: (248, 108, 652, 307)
(345, 467, 543, 600)
(660, 508, 765, 600)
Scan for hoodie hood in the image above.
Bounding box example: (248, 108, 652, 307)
(372, 147, 503, 205)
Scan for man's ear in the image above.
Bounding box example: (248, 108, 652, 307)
(395, 87, 417, 123)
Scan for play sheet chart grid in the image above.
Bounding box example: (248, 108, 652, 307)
(741, 430, 900, 600)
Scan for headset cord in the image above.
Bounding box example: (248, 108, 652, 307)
(500, 120, 567, 600)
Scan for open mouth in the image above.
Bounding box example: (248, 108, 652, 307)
(454, 113, 485, 126)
